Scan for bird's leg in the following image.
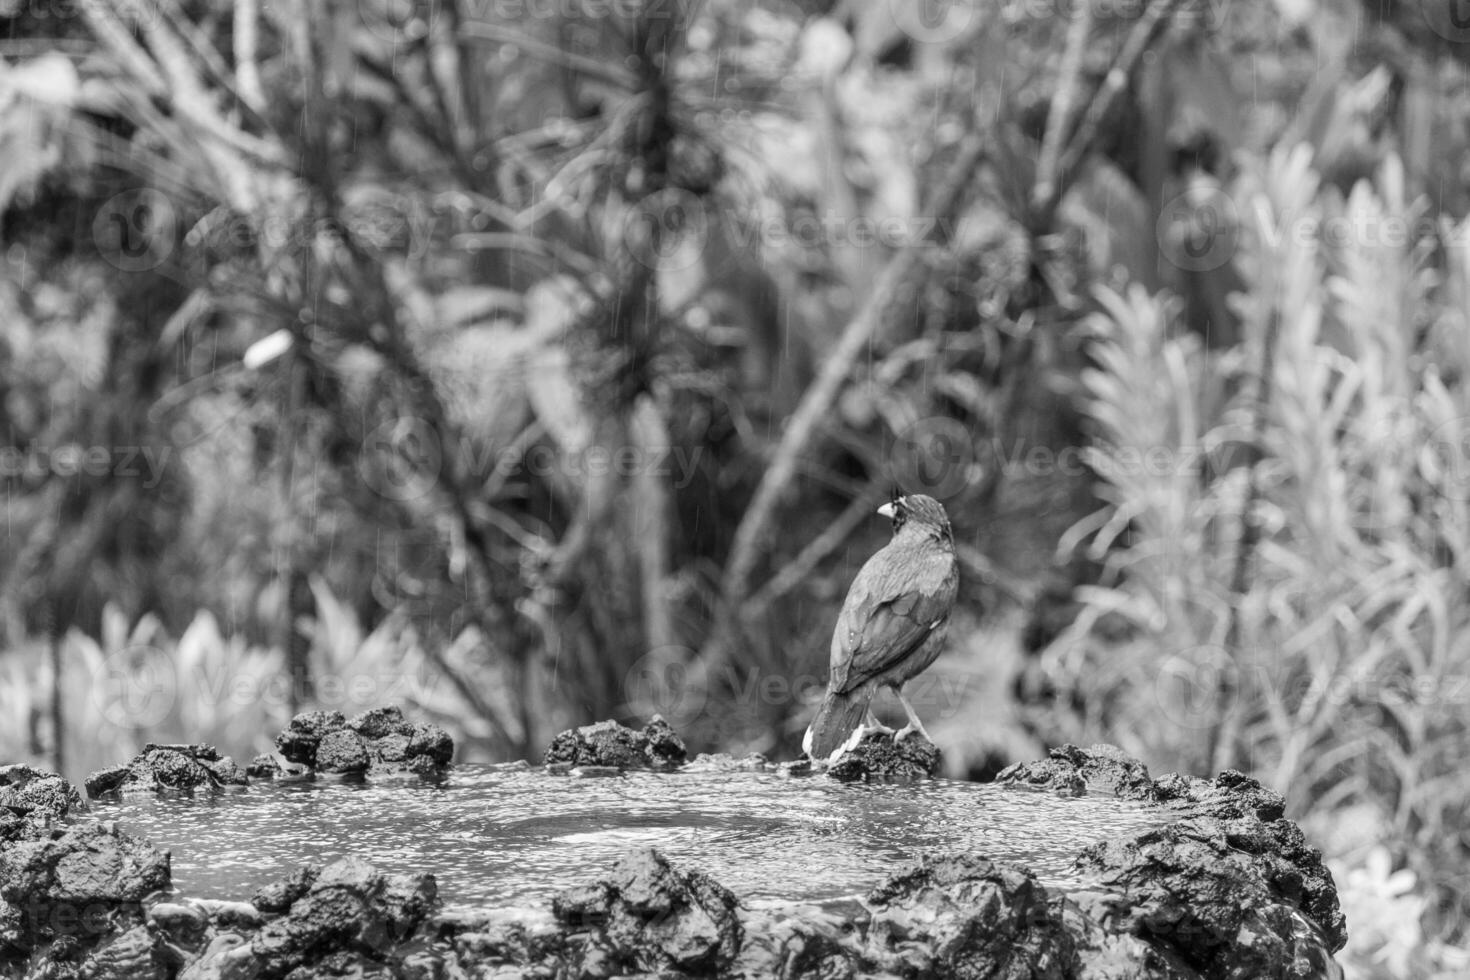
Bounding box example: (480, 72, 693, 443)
(893, 687, 932, 743)
(863, 707, 894, 737)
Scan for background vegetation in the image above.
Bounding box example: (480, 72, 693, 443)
(3, 0, 1469, 973)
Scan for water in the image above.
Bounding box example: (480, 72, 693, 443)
(94, 763, 1167, 912)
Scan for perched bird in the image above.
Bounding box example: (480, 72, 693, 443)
(803, 492, 960, 761)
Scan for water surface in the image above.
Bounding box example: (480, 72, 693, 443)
(97, 764, 1166, 911)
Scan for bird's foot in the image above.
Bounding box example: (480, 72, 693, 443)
(894, 724, 932, 744)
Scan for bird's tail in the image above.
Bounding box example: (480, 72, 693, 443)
(803, 689, 870, 761)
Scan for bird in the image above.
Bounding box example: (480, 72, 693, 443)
(802, 492, 960, 761)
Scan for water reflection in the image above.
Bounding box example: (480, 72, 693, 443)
(97, 765, 1166, 912)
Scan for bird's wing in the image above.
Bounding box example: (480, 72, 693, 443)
(829, 545, 957, 694)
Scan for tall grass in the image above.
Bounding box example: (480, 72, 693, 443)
(1053, 146, 1470, 976)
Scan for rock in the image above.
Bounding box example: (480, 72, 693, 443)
(542, 716, 688, 770)
(251, 867, 317, 914)
(551, 848, 741, 974)
(242, 754, 310, 780)
(314, 730, 370, 774)
(176, 933, 252, 980)
(0, 765, 84, 823)
(441, 909, 573, 977)
(1077, 815, 1347, 975)
(863, 854, 1077, 978)
(249, 857, 438, 979)
(78, 923, 166, 980)
(147, 901, 210, 948)
(825, 730, 942, 782)
(274, 709, 453, 777)
(273, 710, 347, 767)
(84, 745, 248, 798)
(995, 743, 1154, 798)
(1151, 769, 1286, 821)
(347, 706, 414, 739)
(407, 724, 454, 766)
(0, 823, 171, 954)
(731, 904, 855, 979)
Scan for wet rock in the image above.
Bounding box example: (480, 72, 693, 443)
(147, 901, 210, 949)
(176, 933, 252, 980)
(249, 857, 438, 979)
(243, 754, 307, 780)
(1216, 816, 1344, 951)
(78, 923, 166, 980)
(406, 724, 454, 766)
(251, 866, 318, 914)
(863, 854, 1077, 978)
(552, 848, 741, 974)
(275, 708, 453, 777)
(439, 909, 573, 977)
(543, 716, 689, 770)
(273, 710, 347, 767)
(84, 745, 248, 798)
(995, 743, 1154, 799)
(1151, 769, 1286, 821)
(314, 729, 370, 774)
(0, 765, 84, 824)
(1077, 815, 1346, 975)
(347, 706, 415, 740)
(825, 730, 942, 782)
(732, 905, 856, 979)
(0, 823, 171, 954)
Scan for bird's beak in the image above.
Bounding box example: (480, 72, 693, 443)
(877, 502, 896, 518)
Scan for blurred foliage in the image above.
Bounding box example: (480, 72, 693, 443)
(3, 0, 1470, 971)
